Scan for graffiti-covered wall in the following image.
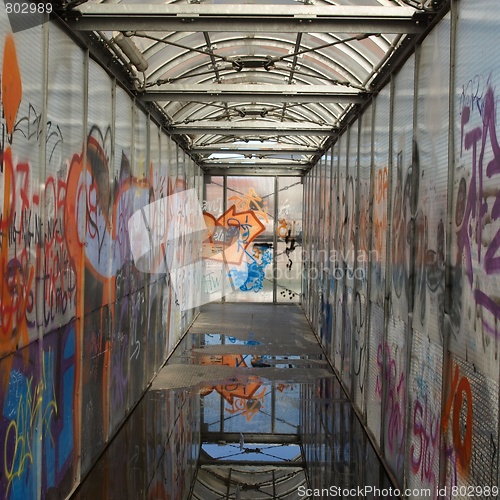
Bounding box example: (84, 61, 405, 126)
(303, 0, 500, 496)
(202, 176, 303, 304)
(0, 11, 203, 499)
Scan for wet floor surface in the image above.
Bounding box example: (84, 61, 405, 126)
(72, 304, 398, 499)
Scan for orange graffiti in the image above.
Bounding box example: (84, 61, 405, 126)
(277, 218, 290, 239)
(374, 166, 388, 203)
(64, 151, 86, 318)
(373, 166, 389, 257)
(202, 206, 266, 264)
(442, 361, 473, 475)
(0, 148, 32, 360)
(225, 384, 266, 421)
(2, 34, 22, 135)
(228, 188, 269, 223)
(200, 354, 266, 421)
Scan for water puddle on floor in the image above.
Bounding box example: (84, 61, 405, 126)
(73, 331, 398, 499)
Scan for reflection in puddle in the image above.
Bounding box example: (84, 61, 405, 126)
(73, 329, 398, 499)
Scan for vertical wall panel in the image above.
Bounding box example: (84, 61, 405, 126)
(277, 177, 302, 303)
(128, 109, 149, 409)
(161, 136, 174, 358)
(371, 88, 391, 307)
(413, 31, 450, 347)
(311, 161, 320, 329)
(329, 142, 340, 363)
(225, 176, 275, 303)
(153, 131, 169, 372)
(167, 143, 179, 353)
(384, 55, 416, 486)
(43, 25, 85, 497)
(334, 134, 347, 373)
(353, 106, 373, 416)
(81, 60, 114, 474)
(308, 170, 314, 316)
(306, 171, 313, 315)
(85, 63, 113, 311)
(113, 87, 133, 301)
(201, 175, 224, 305)
(451, 0, 500, 396)
(389, 56, 416, 323)
(407, 18, 450, 497)
(319, 150, 333, 349)
(109, 85, 132, 435)
(343, 121, 359, 390)
(366, 85, 392, 448)
(447, 0, 500, 491)
(318, 156, 326, 340)
(0, 16, 44, 358)
(44, 27, 83, 334)
(146, 124, 161, 382)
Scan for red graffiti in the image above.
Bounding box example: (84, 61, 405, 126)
(442, 360, 473, 476)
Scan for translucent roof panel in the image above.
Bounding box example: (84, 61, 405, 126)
(64, 0, 446, 174)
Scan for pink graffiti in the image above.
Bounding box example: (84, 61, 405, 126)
(410, 398, 440, 493)
(376, 342, 406, 463)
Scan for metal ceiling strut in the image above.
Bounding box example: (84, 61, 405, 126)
(139, 84, 369, 103)
(65, 4, 429, 34)
(169, 121, 337, 136)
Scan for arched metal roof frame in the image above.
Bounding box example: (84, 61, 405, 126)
(140, 31, 391, 85)
(168, 103, 339, 132)
(61, 0, 449, 175)
(186, 128, 325, 149)
(166, 90, 347, 127)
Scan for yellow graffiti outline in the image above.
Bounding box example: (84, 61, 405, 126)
(3, 358, 58, 495)
(4, 391, 33, 496)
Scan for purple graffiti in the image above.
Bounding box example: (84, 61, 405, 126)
(457, 82, 500, 338)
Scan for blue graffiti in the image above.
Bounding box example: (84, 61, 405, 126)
(227, 336, 261, 346)
(2, 369, 40, 500)
(229, 248, 272, 292)
(42, 325, 76, 497)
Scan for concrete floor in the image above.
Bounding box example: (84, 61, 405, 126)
(73, 304, 397, 499)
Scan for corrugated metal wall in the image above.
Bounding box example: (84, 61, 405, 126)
(303, 0, 500, 496)
(0, 12, 202, 499)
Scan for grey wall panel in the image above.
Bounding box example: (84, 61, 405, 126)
(381, 55, 415, 488)
(371, 86, 391, 307)
(334, 134, 347, 374)
(451, 0, 500, 380)
(448, 0, 500, 492)
(406, 16, 450, 497)
(389, 55, 415, 323)
(353, 105, 373, 415)
(383, 315, 408, 485)
(407, 330, 443, 496)
(413, 21, 449, 346)
(343, 121, 360, 390)
(329, 142, 340, 363)
(366, 303, 385, 446)
(0, 14, 44, 354)
(85, 62, 114, 311)
(45, 25, 84, 335)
